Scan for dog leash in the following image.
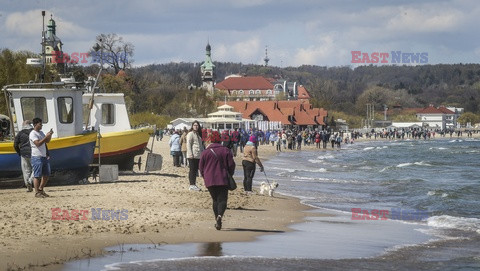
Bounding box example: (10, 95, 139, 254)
(263, 170, 271, 185)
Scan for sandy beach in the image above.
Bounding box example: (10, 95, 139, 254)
(0, 136, 310, 271)
(1, 132, 479, 270)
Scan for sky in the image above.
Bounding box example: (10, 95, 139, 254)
(1, 0, 479, 67)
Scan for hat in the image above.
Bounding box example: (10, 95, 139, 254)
(249, 135, 256, 143)
(22, 120, 33, 129)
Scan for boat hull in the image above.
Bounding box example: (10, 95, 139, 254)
(0, 132, 97, 185)
(93, 127, 153, 170)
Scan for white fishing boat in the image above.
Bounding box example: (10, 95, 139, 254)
(0, 81, 97, 185)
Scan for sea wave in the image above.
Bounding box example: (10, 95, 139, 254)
(303, 168, 327, 173)
(317, 154, 335, 160)
(308, 159, 324, 164)
(427, 215, 480, 234)
(396, 161, 432, 168)
(270, 167, 296, 173)
(427, 190, 448, 197)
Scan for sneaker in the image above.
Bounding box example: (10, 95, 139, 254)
(26, 183, 33, 192)
(35, 192, 46, 198)
(39, 190, 50, 197)
(215, 215, 222, 230)
(189, 185, 201, 191)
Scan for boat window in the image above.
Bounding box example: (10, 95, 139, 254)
(57, 97, 74, 123)
(21, 97, 48, 123)
(102, 104, 115, 125)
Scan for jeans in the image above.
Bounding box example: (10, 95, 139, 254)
(242, 160, 256, 192)
(21, 156, 33, 186)
(31, 156, 51, 178)
(188, 158, 200, 185)
(171, 151, 181, 167)
(182, 151, 188, 166)
(232, 144, 238, 157)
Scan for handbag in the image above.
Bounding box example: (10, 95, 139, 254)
(209, 148, 237, 190)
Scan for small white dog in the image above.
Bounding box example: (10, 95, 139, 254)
(259, 181, 279, 197)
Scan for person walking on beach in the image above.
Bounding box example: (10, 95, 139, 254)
(296, 133, 302, 150)
(276, 132, 282, 152)
(199, 131, 235, 230)
(242, 135, 264, 194)
(29, 118, 53, 198)
(14, 120, 34, 192)
(187, 120, 205, 191)
(281, 132, 287, 150)
(180, 128, 188, 167)
(168, 130, 181, 167)
(232, 128, 240, 157)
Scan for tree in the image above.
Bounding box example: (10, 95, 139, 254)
(0, 49, 48, 113)
(355, 86, 392, 114)
(457, 112, 480, 126)
(92, 33, 134, 74)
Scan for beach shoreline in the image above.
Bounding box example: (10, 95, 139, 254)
(1, 133, 479, 271)
(0, 137, 311, 271)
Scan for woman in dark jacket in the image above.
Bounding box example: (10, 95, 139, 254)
(199, 131, 235, 230)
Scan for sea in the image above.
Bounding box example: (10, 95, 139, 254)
(65, 137, 480, 271)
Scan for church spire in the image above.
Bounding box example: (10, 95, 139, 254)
(200, 41, 215, 95)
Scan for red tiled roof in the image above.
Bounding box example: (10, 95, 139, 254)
(297, 85, 311, 99)
(217, 100, 327, 126)
(438, 106, 455, 114)
(215, 76, 273, 91)
(417, 105, 455, 114)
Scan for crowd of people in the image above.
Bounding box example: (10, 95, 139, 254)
(163, 123, 477, 230)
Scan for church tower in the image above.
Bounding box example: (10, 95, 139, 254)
(200, 42, 215, 94)
(43, 15, 64, 65)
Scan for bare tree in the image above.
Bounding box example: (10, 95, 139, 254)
(91, 33, 134, 74)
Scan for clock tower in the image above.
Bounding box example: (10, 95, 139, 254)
(200, 42, 215, 94)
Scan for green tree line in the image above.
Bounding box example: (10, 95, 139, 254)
(2, 48, 480, 128)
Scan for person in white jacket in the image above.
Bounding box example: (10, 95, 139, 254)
(186, 120, 205, 191)
(168, 131, 181, 167)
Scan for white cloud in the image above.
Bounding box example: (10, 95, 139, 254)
(1, 0, 479, 67)
(386, 7, 464, 33)
(230, 37, 261, 62)
(293, 36, 336, 66)
(5, 9, 90, 39)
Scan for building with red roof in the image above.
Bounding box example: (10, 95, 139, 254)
(416, 105, 457, 130)
(218, 100, 328, 129)
(215, 75, 311, 101)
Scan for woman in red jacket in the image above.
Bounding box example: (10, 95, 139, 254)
(199, 131, 235, 230)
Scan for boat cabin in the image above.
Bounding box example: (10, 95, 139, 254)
(3, 82, 86, 138)
(82, 93, 131, 133)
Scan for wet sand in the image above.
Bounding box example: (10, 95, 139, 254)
(0, 137, 310, 271)
(1, 132, 478, 270)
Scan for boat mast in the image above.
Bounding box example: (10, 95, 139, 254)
(41, 10, 46, 83)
